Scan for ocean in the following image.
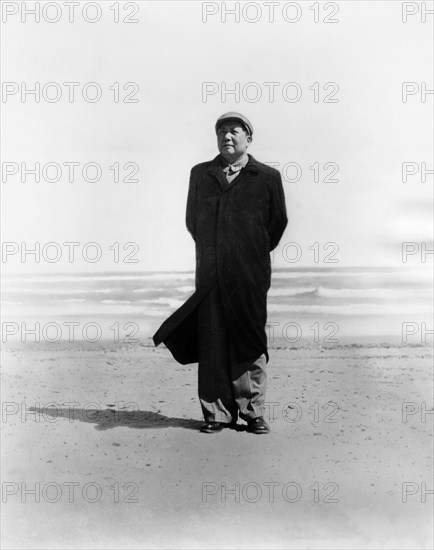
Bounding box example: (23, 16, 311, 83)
(2, 267, 432, 346)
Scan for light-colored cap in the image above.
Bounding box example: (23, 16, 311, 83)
(215, 112, 253, 136)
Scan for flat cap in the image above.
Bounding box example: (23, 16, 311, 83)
(215, 112, 253, 137)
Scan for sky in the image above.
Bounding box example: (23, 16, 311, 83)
(1, 0, 433, 273)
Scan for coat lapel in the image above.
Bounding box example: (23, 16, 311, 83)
(205, 156, 228, 191)
(206, 154, 259, 193)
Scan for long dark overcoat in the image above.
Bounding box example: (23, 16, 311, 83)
(153, 154, 288, 365)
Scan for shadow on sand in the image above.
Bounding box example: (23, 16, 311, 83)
(28, 406, 204, 431)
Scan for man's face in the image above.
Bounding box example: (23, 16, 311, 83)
(217, 121, 251, 160)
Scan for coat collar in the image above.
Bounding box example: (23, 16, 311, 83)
(206, 154, 260, 177)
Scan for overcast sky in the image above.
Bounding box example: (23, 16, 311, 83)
(2, 1, 432, 273)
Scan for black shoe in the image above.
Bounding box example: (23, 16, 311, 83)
(247, 416, 270, 434)
(200, 421, 224, 433)
(228, 419, 238, 430)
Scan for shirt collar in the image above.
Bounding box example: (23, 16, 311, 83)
(220, 152, 249, 169)
(207, 154, 259, 176)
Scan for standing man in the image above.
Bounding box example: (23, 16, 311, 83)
(153, 112, 288, 434)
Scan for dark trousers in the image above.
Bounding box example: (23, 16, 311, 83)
(197, 285, 267, 423)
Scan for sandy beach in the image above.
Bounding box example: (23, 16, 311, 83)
(1, 339, 432, 549)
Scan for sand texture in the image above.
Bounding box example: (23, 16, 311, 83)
(1, 341, 433, 549)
